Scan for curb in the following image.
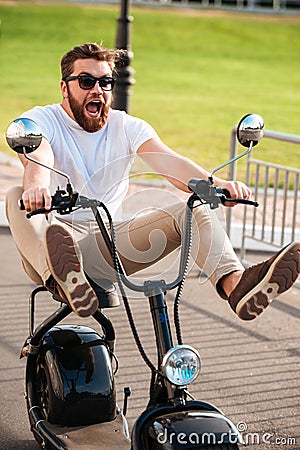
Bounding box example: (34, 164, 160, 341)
(0, 154, 22, 227)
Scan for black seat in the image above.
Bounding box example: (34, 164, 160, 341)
(85, 275, 120, 308)
(47, 276, 120, 309)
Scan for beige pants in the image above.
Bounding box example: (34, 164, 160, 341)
(6, 186, 243, 298)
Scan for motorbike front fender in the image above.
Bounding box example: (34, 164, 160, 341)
(132, 401, 244, 449)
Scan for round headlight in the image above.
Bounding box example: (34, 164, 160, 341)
(161, 345, 201, 386)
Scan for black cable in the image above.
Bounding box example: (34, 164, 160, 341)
(99, 203, 157, 374)
(173, 197, 194, 345)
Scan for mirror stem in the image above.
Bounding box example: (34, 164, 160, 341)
(22, 147, 72, 188)
(210, 141, 253, 178)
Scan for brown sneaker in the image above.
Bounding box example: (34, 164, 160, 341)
(229, 242, 300, 320)
(45, 224, 98, 317)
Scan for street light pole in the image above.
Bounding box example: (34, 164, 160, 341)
(112, 0, 135, 113)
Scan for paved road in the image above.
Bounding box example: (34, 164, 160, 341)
(0, 225, 299, 449)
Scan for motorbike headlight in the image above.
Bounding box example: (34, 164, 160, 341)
(161, 345, 201, 387)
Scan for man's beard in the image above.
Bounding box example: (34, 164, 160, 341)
(68, 90, 110, 133)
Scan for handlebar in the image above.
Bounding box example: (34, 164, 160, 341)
(19, 179, 259, 218)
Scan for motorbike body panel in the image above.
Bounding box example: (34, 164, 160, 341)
(38, 324, 116, 426)
(132, 401, 243, 449)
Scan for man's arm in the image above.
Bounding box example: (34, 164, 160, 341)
(19, 137, 54, 212)
(137, 137, 252, 203)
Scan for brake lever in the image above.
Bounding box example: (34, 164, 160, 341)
(26, 205, 66, 219)
(25, 207, 51, 218)
(220, 196, 259, 207)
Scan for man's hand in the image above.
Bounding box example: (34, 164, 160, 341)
(22, 186, 52, 213)
(217, 180, 252, 207)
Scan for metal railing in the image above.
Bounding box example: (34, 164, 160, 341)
(227, 128, 300, 286)
(134, 0, 300, 12)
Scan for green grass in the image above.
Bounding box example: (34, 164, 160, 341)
(1, 2, 300, 180)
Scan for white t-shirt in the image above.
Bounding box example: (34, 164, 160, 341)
(21, 105, 158, 221)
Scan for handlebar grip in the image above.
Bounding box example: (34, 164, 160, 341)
(19, 199, 52, 217)
(19, 199, 25, 210)
(221, 189, 231, 199)
(19, 199, 50, 215)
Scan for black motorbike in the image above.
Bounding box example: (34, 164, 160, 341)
(6, 113, 264, 449)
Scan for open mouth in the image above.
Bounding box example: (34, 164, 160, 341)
(85, 100, 102, 118)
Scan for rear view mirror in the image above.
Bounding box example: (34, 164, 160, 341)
(6, 118, 42, 154)
(210, 113, 264, 178)
(237, 113, 264, 148)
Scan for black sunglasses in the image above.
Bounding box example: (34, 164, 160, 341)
(64, 75, 116, 91)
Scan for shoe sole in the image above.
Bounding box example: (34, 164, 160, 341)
(45, 224, 98, 317)
(235, 242, 300, 320)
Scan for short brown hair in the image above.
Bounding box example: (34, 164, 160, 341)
(61, 43, 124, 79)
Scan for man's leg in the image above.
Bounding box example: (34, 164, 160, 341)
(6, 186, 52, 284)
(5, 187, 98, 317)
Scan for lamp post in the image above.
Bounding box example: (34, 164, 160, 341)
(112, 0, 135, 113)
